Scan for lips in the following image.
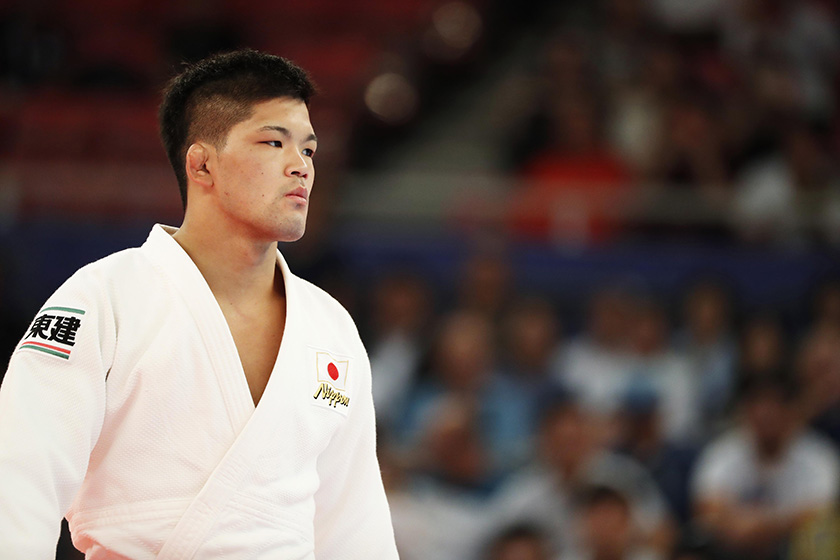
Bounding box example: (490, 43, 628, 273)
(286, 186, 308, 203)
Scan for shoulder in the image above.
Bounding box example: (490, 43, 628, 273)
(693, 430, 751, 487)
(793, 431, 840, 469)
(700, 430, 748, 462)
(62, 247, 155, 291)
(288, 271, 358, 330)
(39, 247, 154, 309)
(285, 269, 370, 364)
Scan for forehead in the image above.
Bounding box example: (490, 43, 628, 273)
(234, 97, 314, 134)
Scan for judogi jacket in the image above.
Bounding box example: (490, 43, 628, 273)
(0, 224, 399, 559)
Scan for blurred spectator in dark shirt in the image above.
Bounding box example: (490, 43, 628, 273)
(367, 271, 433, 431)
(796, 324, 840, 448)
(394, 396, 502, 560)
(810, 279, 840, 332)
(614, 382, 699, 525)
(738, 314, 788, 381)
(457, 250, 514, 324)
(692, 373, 840, 559)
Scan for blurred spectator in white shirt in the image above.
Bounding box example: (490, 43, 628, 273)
(692, 373, 840, 559)
(673, 281, 737, 432)
(626, 298, 700, 442)
(556, 288, 635, 418)
(614, 382, 699, 524)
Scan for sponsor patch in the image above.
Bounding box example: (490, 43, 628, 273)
(17, 306, 85, 360)
(311, 349, 351, 415)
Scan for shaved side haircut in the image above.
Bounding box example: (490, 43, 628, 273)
(159, 49, 316, 208)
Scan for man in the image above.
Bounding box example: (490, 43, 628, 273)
(692, 373, 840, 560)
(0, 49, 399, 559)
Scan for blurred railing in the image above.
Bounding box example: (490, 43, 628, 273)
(2, 163, 837, 246)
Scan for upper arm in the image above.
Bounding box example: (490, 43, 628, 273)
(0, 270, 112, 556)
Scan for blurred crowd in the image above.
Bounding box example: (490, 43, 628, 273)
(365, 251, 840, 560)
(504, 0, 840, 247)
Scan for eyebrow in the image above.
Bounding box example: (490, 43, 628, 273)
(259, 125, 318, 143)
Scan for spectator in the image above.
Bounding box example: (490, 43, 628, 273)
(810, 279, 840, 331)
(494, 394, 674, 559)
(484, 524, 555, 560)
(720, 0, 839, 116)
(733, 123, 837, 245)
(400, 310, 532, 473)
(395, 397, 502, 560)
(692, 373, 840, 559)
(512, 91, 632, 244)
(614, 382, 699, 524)
(738, 314, 788, 380)
(457, 250, 514, 323)
(796, 324, 840, 447)
(566, 485, 661, 560)
(367, 271, 433, 431)
(673, 281, 737, 431)
(626, 298, 700, 441)
(557, 287, 635, 420)
(500, 297, 564, 443)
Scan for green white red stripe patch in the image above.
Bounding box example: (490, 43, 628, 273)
(18, 341, 72, 359)
(17, 306, 86, 360)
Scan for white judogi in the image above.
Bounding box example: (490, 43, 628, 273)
(0, 224, 398, 559)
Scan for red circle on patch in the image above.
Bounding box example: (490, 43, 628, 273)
(327, 362, 340, 381)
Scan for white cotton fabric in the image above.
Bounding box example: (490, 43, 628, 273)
(0, 224, 398, 559)
(692, 428, 840, 514)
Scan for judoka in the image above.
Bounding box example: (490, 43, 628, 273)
(0, 49, 399, 559)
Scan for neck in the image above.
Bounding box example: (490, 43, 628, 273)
(173, 213, 281, 305)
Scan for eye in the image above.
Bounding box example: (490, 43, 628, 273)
(263, 140, 283, 148)
(302, 148, 316, 158)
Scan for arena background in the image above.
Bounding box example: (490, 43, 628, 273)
(1, 1, 840, 559)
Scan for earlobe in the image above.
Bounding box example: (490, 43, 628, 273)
(185, 143, 214, 189)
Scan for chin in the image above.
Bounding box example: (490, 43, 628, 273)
(275, 224, 306, 243)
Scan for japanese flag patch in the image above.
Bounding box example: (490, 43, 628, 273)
(17, 306, 85, 360)
(311, 349, 351, 415)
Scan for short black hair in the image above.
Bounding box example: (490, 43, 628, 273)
(486, 523, 550, 558)
(159, 49, 316, 208)
(576, 484, 630, 512)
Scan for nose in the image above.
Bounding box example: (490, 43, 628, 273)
(286, 151, 310, 180)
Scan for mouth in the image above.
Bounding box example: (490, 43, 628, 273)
(285, 186, 309, 204)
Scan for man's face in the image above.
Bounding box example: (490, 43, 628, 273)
(208, 97, 316, 243)
(744, 390, 791, 458)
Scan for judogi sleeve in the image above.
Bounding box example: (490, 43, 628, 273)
(313, 343, 399, 559)
(0, 270, 111, 557)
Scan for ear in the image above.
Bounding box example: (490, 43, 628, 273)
(185, 143, 215, 191)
